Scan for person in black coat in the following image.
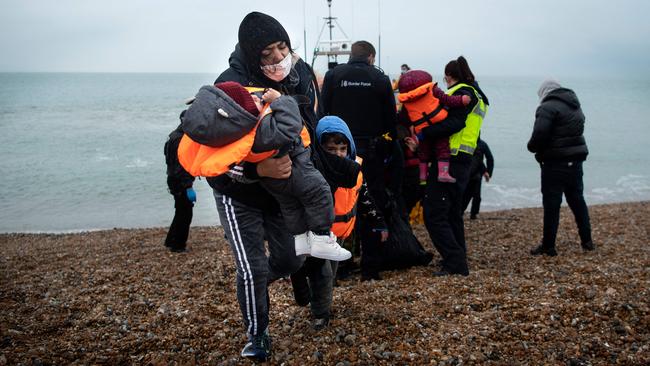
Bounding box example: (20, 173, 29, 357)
(164, 119, 196, 252)
(462, 138, 494, 219)
(320, 40, 398, 212)
(527, 79, 595, 256)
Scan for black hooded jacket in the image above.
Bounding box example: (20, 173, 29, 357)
(164, 121, 195, 195)
(527, 88, 589, 163)
(207, 45, 360, 211)
(469, 139, 494, 181)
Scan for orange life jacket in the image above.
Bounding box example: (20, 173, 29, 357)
(397, 82, 448, 134)
(177, 104, 311, 177)
(331, 157, 363, 239)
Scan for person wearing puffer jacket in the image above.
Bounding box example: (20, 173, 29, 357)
(528, 78, 595, 257)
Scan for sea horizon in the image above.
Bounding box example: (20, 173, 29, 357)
(1, 73, 648, 233)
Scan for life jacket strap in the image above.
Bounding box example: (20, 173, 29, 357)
(334, 206, 357, 223)
(413, 104, 445, 128)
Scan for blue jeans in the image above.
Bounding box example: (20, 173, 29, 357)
(214, 191, 305, 336)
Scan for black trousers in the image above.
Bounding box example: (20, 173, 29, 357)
(215, 192, 304, 336)
(422, 156, 472, 275)
(541, 161, 592, 248)
(164, 192, 194, 249)
(358, 223, 383, 276)
(290, 257, 337, 319)
(462, 178, 482, 217)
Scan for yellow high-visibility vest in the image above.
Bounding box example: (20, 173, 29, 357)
(446, 83, 487, 156)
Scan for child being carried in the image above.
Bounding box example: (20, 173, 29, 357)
(179, 81, 351, 261)
(397, 70, 470, 184)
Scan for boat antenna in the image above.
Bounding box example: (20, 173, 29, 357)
(303, 0, 308, 63)
(312, 0, 351, 70)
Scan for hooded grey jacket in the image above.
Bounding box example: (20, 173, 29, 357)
(181, 85, 302, 153)
(527, 88, 589, 162)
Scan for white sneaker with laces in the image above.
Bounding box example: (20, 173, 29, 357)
(308, 231, 352, 261)
(294, 232, 310, 256)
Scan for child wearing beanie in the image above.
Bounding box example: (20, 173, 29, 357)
(397, 70, 470, 183)
(182, 81, 352, 262)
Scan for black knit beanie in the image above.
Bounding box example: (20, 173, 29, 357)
(238, 12, 291, 68)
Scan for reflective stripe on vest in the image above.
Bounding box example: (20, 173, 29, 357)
(446, 83, 486, 156)
(397, 82, 449, 134)
(331, 157, 363, 239)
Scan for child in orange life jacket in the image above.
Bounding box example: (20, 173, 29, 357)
(397, 70, 470, 183)
(316, 116, 388, 281)
(186, 81, 351, 262)
(287, 116, 387, 330)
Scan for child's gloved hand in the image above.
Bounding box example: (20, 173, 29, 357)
(186, 188, 197, 203)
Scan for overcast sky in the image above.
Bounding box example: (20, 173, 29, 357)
(1, 0, 648, 79)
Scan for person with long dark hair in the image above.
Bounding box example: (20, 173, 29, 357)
(420, 56, 488, 276)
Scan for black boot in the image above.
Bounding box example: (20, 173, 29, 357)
(530, 244, 557, 257)
(581, 241, 595, 251)
(312, 316, 330, 331)
(361, 271, 382, 282)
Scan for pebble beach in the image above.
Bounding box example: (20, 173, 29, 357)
(1, 202, 649, 365)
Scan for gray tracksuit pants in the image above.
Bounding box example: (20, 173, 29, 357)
(260, 145, 334, 235)
(214, 191, 305, 336)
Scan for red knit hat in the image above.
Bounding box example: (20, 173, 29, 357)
(214, 81, 259, 116)
(398, 70, 433, 94)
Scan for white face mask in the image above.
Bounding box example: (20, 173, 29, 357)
(260, 53, 292, 82)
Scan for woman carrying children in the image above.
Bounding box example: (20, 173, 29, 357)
(419, 56, 488, 277)
(186, 12, 344, 362)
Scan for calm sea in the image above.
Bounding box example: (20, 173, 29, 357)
(0, 73, 648, 232)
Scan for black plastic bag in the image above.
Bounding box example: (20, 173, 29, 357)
(379, 203, 433, 271)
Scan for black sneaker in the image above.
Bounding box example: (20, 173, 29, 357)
(530, 244, 557, 256)
(581, 241, 595, 251)
(360, 271, 382, 282)
(312, 316, 330, 331)
(169, 247, 188, 253)
(241, 331, 272, 362)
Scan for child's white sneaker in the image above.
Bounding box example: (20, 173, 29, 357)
(308, 231, 351, 261)
(294, 232, 310, 256)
